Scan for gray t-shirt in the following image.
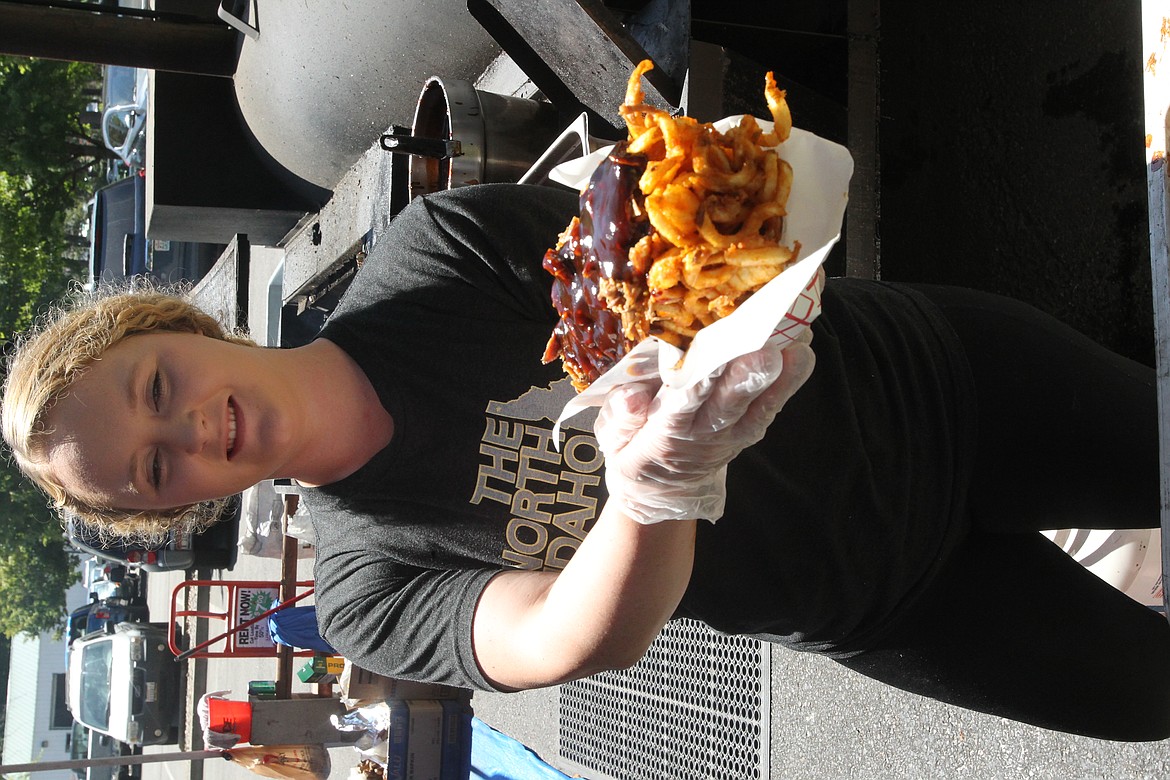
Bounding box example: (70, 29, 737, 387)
(304, 183, 975, 690)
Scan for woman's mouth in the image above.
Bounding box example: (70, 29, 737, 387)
(227, 400, 238, 458)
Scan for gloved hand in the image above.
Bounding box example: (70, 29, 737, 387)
(595, 330, 815, 523)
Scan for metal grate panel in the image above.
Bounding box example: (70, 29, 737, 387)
(558, 619, 770, 780)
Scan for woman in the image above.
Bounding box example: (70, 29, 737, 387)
(5, 183, 1168, 741)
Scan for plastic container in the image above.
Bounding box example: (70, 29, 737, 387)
(206, 698, 253, 744)
(248, 680, 278, 700)
(1043, 527, 1164, 608)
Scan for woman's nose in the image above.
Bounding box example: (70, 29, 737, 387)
(168, 409, 210, 454)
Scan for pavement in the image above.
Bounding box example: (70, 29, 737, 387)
(473, 656, 1170, 780)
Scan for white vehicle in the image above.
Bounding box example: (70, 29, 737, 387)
(68, 622, 181, 746)
(100, 66, 149, 169)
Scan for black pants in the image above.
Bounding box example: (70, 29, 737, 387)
(836, 284, 1170, 741)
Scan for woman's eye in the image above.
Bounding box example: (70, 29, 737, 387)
(151, 451, 162, 490)
(152, 370, 163, 410)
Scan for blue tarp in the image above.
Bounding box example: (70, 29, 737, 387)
(470, 717, 575, 779)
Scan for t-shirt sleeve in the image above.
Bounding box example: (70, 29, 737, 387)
(328, 183, 580, 332)
(312, 529, 504, 690)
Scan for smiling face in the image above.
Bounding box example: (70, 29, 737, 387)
(42, 331, 300, 512)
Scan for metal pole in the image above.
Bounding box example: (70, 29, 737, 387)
(1, 750, 224, 775)
(1142, 0, 1170, 621)
(0, 1, 238, 75)
(846, 0, 880, 280)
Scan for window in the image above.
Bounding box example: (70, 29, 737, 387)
(50, 673, 72, 729)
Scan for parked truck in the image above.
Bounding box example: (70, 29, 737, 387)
(86, 174, 225, 289)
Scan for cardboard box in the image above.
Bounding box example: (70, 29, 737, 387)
(339, 661, 471, 703)
(385, 700, 442, 780)
(439, 700, 473, 780)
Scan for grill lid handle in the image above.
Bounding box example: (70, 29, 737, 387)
(380, 131, 462, 160)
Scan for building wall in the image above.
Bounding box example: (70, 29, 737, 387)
(2, 578, 89, 780)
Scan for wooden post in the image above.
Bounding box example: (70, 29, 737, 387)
(275, 494, 301, 699)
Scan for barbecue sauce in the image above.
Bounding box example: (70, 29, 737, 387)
(542, 144, 650, 388)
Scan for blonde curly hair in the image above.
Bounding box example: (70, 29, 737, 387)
(2, 282, 256, 542)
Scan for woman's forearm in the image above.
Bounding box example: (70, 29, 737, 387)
(538, 500, 697, 671)
(472, 502, 696, 689)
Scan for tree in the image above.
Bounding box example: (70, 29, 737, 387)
(0, 56, 110, 189)
(0, 173, 84, 334)
(0, 464, 80, 638)
(0, 56, 98, 321)
(0, 55, 99, 638)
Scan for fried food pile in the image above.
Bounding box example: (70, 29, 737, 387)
(542, 60, 799, 390)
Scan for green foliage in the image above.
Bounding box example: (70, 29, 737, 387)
(0, 56, 98, 323)
(0, 172, 79, 336)
(0, 465, 80, 639)
(0, 56, 108, 198)
(0, 55, 101, 638)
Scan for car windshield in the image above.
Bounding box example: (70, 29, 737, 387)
(103, 66, 138, 108)
(79, 640, 114, 731)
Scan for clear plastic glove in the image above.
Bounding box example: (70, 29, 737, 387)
(595, 331, 815, 524)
